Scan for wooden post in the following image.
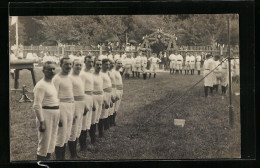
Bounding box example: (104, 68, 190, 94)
(227, 17, 233, 128)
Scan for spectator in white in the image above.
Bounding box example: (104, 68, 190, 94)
(213, 55, 221, 93)
(114, 52, 121, 62)
(195, 53, 202, 75)
(33, 61, 59, 160)
(185, 53, 191, 75)
(131, 54, 136, 78)
(168, 52, 176, 74)
(203, 54, 215, 97)
(189, 53, 196, 75)
(123, 54, 132, 79)
(176, 53, 183, 74)
(141, 52, 148, 79)
(135, 52, 142, 78)
(148, 53, 161, 78)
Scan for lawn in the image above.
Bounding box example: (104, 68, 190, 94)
(9, 67, 240, 161)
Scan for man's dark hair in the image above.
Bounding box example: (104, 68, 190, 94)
(43, 61, 54, 71)
(102, 58, 110, 64)
(60, 57, 70, 66)
(84, 55, 93, 63)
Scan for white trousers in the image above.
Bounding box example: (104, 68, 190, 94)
(36, 109, 60, 156)
(100, 92, 111, 119)
(69, 100, 85, 141)
(56, 102, 75, 147)
(150, 64, 158, 73)
(115, 90, 123, 112)
(81, 94, 93, 130)
(190, 63, 195, 69)
(170, 62, 175, 69)
(93, 94, 103, 124)
(109, 88, 117, 116)
(176, 62, 182, 70)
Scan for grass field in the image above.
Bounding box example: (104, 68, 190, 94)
(9, 67, 240, 161)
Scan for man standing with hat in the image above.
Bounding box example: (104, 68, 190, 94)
(124, 53, 132, 79)
(189, 53, 196, 75)
(114, 59, 123, 125)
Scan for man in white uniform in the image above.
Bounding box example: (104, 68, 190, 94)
(185, 53, 191, 75)
(212, 55, 221, 93)
(99, 58, 112, 137)
(53, 58, 75, 160)
(135, 52, 142, 78)
(33, 61, 59, 160)
(68, 59, 85, 159)
(203, 54, 215, 97)
(148, 53, 161, 78)
(196, 53, 202, 75)
(131, 54, 136, 78)
(141, 53, 148, 79)
(176, 53, 183, 74)
(190, 53, 196, 75)
(79, 56, 94, 151)
(168, 52, 176, 74)
(108, 58, 118, 127)
(91, 59, 103, 142)
(114, 59, 123, 125)
(124, 54, 132, 79)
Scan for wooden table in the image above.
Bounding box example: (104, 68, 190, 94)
(10, 59, 37, 89)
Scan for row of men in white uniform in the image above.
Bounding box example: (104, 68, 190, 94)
(203, 54, 239, 98)
(98, 52, 161, 79)
(33, 55, 124, 160)
(168, 52, 202, 75)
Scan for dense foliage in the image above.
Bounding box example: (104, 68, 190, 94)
(9, 15, 239, 47)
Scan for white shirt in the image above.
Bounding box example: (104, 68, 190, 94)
(185, 56, 191, 64)
(141, 56, 148, 64)
(114, 70, 123, 85)
(69, 74, 85, 97)
(196, 55, 202, 62)
(190, 55, 195, 63)
(93, 73, 103, 92)
(149, 57, 161, 64)
(135, 56, 142, 64)
(169, 54, 176, 62)
(101, 71, 112, 89)
(33, 79, 59, 121)
(108, 69, 116, 85)
(53, 74, 74, 100)
(80, 70, 94, 92)
(114, 54, 121, 61)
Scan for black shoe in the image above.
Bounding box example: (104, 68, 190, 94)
(55, 146, 63, 160)
(46, 153, 51, 160)
(89, 124, 96, 144)
(98, 119, 104, 138)
(149, 73, 151, 79)
(79, 130, 87, 151)
(37, 155, 47, 161)
(113, 112, 117, 126)
(154, 73, 156, 78)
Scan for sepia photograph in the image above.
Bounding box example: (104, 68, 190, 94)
(9, 14, 240, 161)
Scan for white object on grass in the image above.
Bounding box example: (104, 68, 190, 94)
(174, 119, 185, 127)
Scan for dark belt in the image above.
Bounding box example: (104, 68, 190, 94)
(85, 91, 93, 95)
(177, 60, 181, 61)
(42, 106, 59, 109)
(205, 69, 210, 70)
(191, 61, 194, 62)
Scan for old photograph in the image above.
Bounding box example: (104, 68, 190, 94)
(9, 15, 240, 161)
